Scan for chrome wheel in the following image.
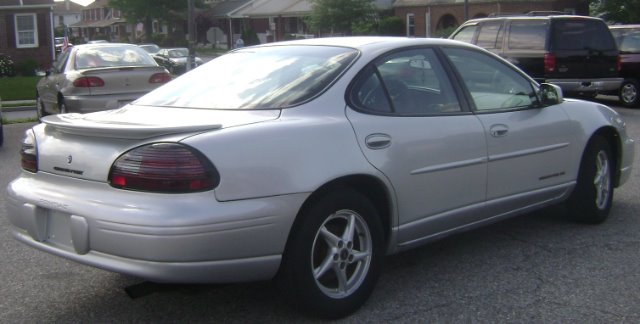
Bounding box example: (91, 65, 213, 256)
(312, 209, 372, 299)
(621, 83, 637, 105)
(594, 150, 611, 210)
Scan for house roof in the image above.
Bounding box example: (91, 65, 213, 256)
(54, 0, 84, 13)
(208, 0, 254, 17)
(70, 16, 124, 27)
(236, 0, 311, 18)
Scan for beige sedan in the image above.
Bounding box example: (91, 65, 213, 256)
(36, 43, 171, 118)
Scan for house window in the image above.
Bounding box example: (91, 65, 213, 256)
(15, 13, 38, 48)
(406, 13, 415, 37)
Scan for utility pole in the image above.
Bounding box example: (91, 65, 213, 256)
(187, 0, 195, 72)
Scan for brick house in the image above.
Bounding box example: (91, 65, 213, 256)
(71, 0, 128, 43)
(0, 0, 55, 71)
(393, 0, 589, 38)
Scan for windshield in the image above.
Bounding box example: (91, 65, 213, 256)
(169, 49, 189, 57)
(135, 45, 359, 109)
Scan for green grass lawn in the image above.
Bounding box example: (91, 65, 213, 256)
(0, 76, 39, 101)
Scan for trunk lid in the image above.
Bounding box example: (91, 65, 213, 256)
(36, 105, 280, 182)
(81, 66, 168, 96)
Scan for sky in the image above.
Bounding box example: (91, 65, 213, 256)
(54, 0, 93, 6)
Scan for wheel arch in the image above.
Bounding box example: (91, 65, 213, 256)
(589, 126, 622, 187)
(286, 174, 395, 253)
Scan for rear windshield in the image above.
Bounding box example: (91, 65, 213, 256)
(552, 19, 616, 51)
(75, 45, 157, 69)
(135, 45, 359, 109)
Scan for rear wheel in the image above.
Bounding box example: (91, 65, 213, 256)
(567, 136, 614, 224)
(619, 79, 640, 108)
(278, 189, 384, 319)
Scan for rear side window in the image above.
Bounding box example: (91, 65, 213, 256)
(611, 28, 640, 54)
(552, 19, 616, 51)
(477, 22, 503, 49)
(508, 20, 547, 50)
(451, 25, 477, 43)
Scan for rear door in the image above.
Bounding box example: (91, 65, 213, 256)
(504, 19, 548, 80)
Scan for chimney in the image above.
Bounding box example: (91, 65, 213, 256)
(66, 0, 70, 10)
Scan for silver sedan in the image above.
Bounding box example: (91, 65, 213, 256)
(7, 37, 635, 319)
(35, 43, 171, 117)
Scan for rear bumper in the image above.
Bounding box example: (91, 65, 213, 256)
(546, 78, 623, 94)
(64, 93, 149, 113)
(6, 172, 307, 283)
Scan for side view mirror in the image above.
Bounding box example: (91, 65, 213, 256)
(539, 83, 564, 106)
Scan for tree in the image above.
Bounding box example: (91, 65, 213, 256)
(307, 0, 376, 36)
(108, 0, 203, 42)
(591, 0, 640, 24)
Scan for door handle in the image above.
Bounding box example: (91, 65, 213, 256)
(365, 133, 391, 149)
(490, 124, 509, 137)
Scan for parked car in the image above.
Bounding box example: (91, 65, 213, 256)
(450, 14, 622, 98)
(54, 37, 72, 53)
(7, 37, 634, 319)
(35, 43, 171, 117)
(154, 47, 203, 74)
(138, 43, 161, 55)
(608, 25, 640, 107)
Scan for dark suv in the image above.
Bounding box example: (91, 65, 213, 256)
(608, 25, 640, 107)
(450, 15, 621, 98)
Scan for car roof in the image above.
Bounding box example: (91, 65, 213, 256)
(462, 14, 604, 25)
(609, 24, 640, 29)
(247, 36, 475, 52)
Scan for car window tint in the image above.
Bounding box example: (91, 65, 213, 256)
(613, 29, 640, 53)
(135, 45, 358, 109)
(451, 25, 477, 43)
(444, 47, 538, 111)
(75, 45, 156, 69)
(508, 20, 547, 50)
(552, 20, 616, 51)
(54, 48, 71, 72)
(350, 48, 461, 115)
(477, 22, 503, 49)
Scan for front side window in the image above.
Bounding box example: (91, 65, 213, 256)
(15, 14, 38, 48)
(350, 48, 461, 115)
(451, 25, 477, 44)
(135, 45, 358, 109)
(444, 47, 538, 111)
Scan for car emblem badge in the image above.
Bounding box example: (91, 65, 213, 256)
(67, 155, 73, 164)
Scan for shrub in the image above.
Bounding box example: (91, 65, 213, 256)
(16, 59, 39, 76)
(0, 54, 16, 77)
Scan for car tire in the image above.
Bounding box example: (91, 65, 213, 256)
(567, 136, 614, 224)
(619, 79, 640, 108)
(278, 189, 384, 319)
(36, 94, 49, 120)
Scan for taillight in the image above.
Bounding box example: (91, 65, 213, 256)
(617, 55, 622, 72)
(20, 129, 38, 173)
(149, 72, 172, 84)
(544, 53, 556, 73)
(73, 76, 105, 87)
(108, 143, 219, 193)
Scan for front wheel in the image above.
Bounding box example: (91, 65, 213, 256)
(278, 189, 384, 319)
(619, 79, 640, 108)
(567, 136, 614, 224)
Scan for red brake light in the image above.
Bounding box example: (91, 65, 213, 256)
(109, 143, 219, 193)
(544, 53, 556, 73)
(149, 72, 172, 84)
(73, 76, 104, 87)
(21, 130, 38, 173)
